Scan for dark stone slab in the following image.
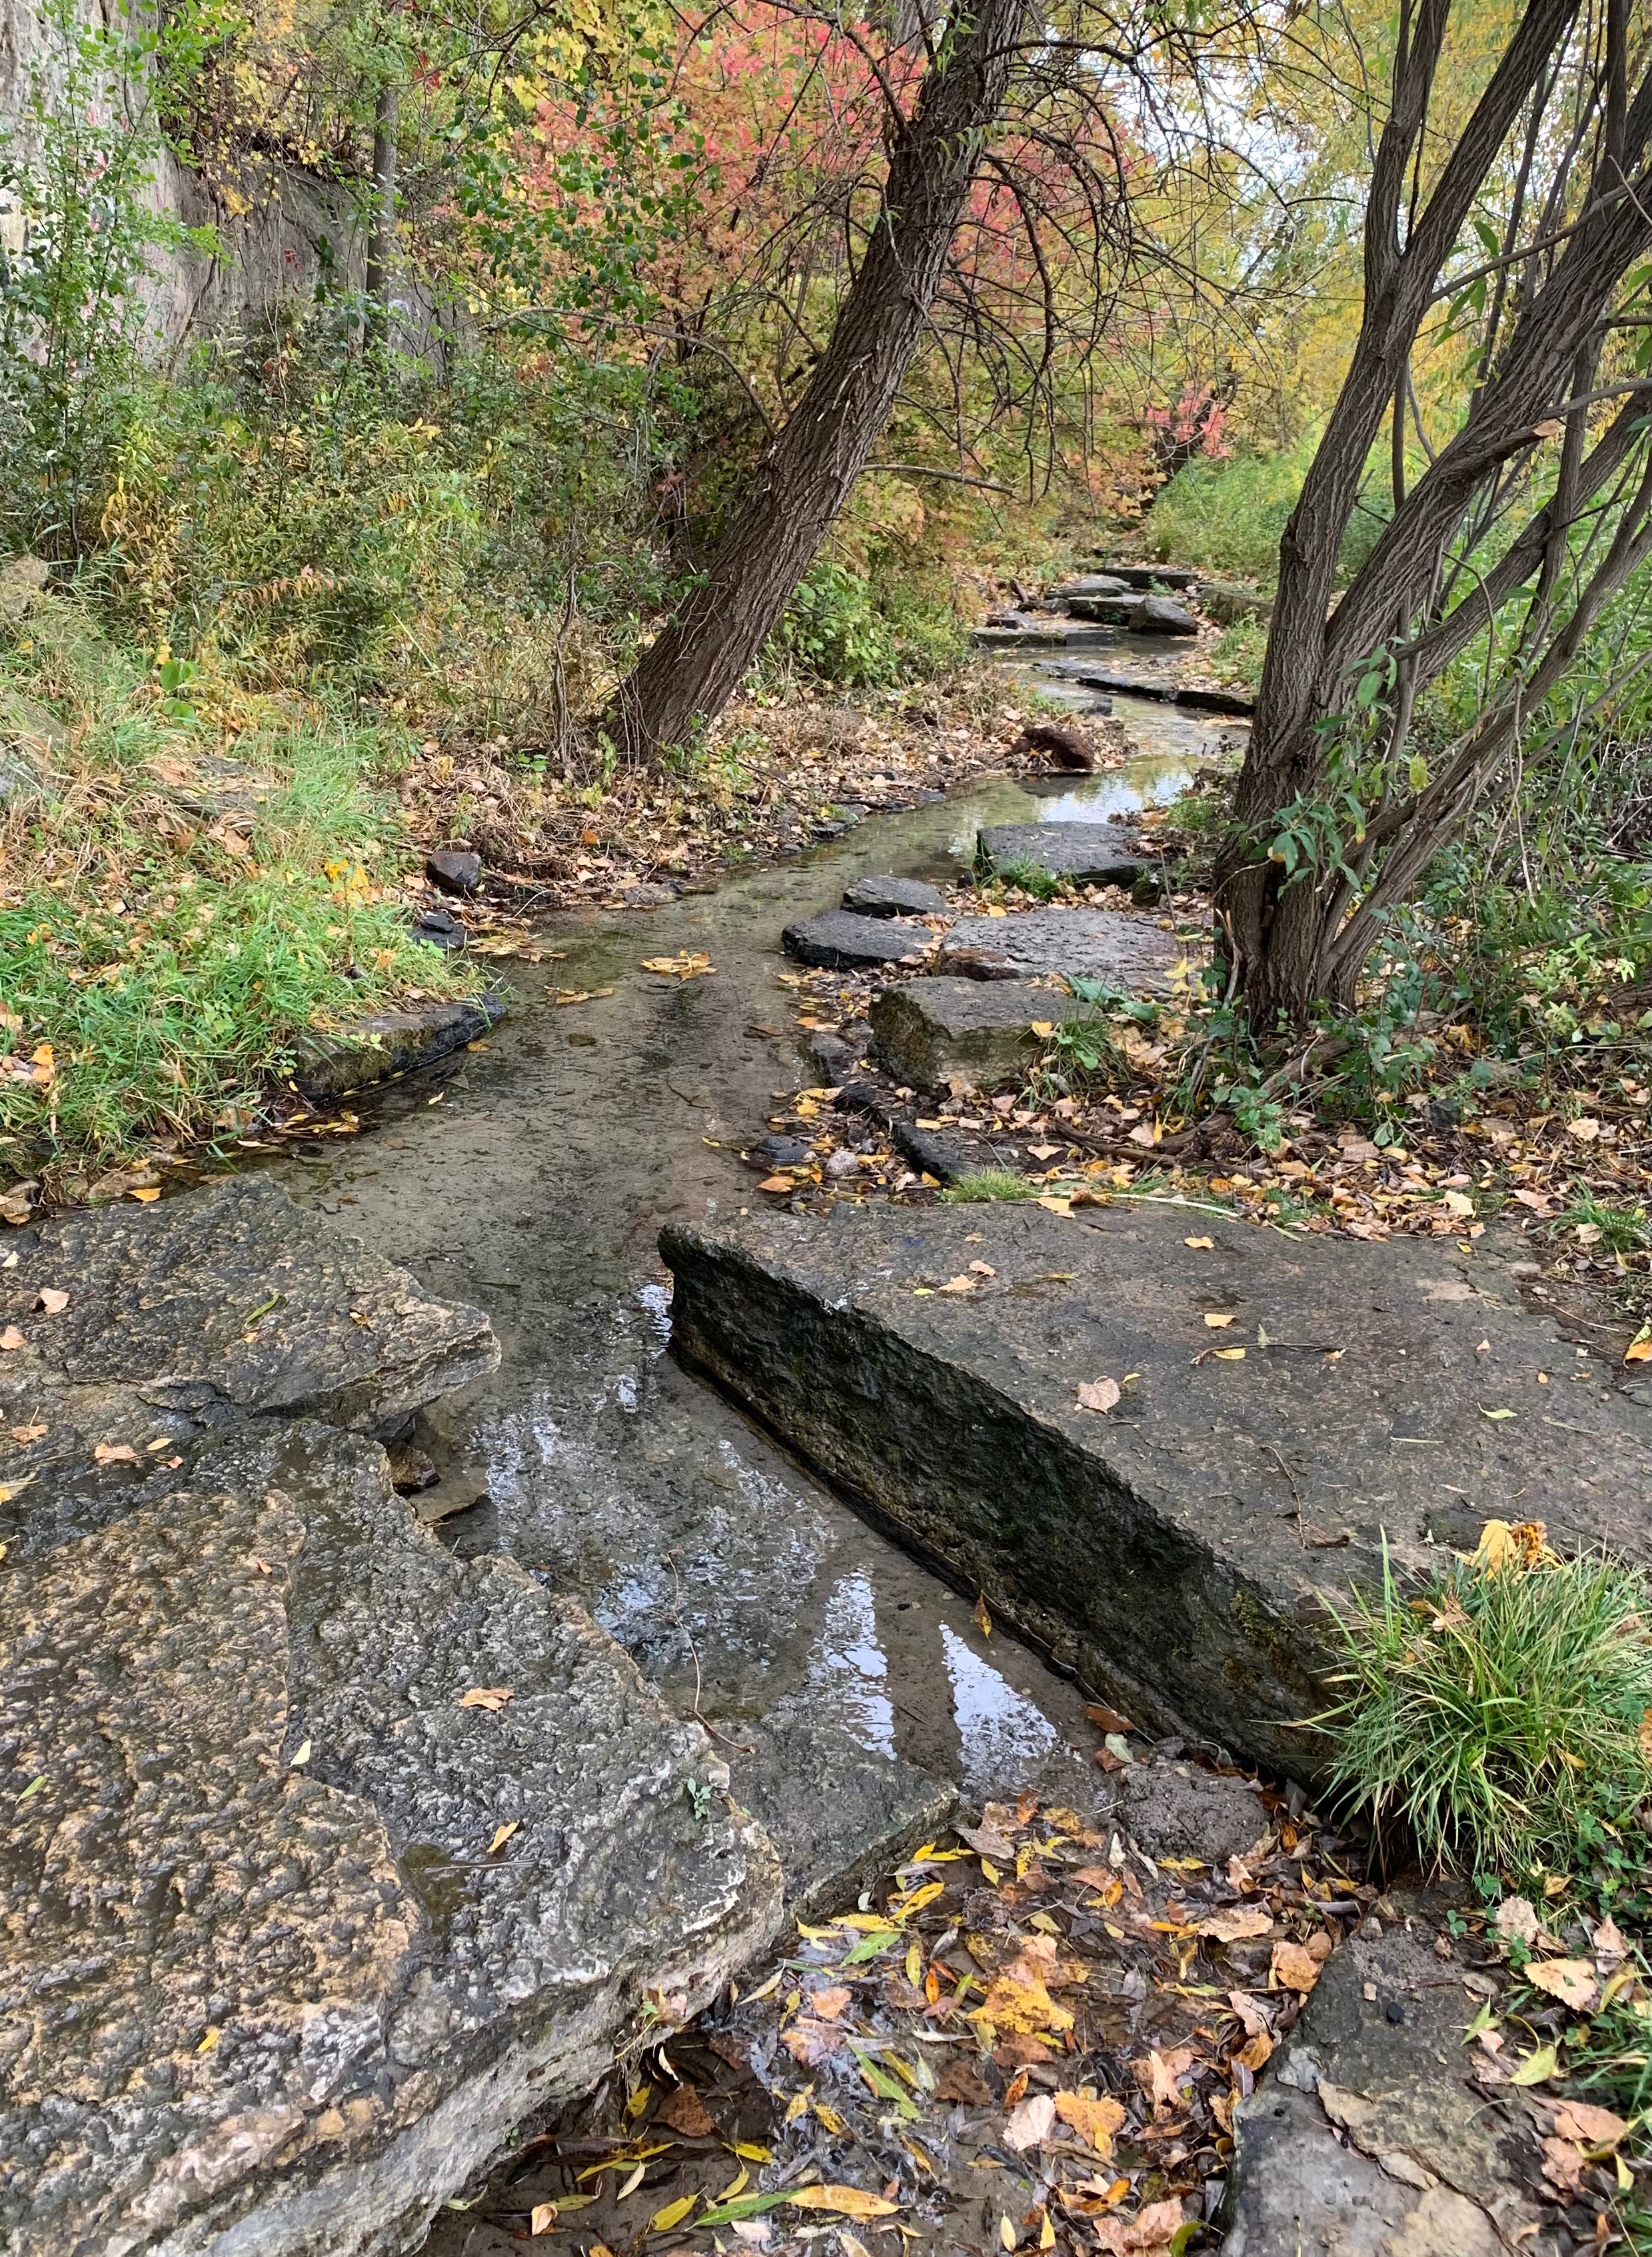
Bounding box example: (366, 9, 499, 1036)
(426, 847, 482, 895)
(0, 1174, 500, 1561)
(294, 993, 505, 1104)
(871, 977, 1088, 1093)
(782, 910, 933, 970)
(938, 909, 1183, 991)
(1065, 593, 1147, 627)
(1138, 594, 1199, 635)
(968, 625, 1070, 650)
(1046, 575, 1130, 602)
(1198, 579, 1273, 626)
(1086, 563, 1198, 590)
(0, 1419, 782, 2257)
(841, 874, 948, 919)
(1224, 1900, 1543, 2255)
(978, 821, 1154, 887)
(660, 1201, 1651, 1780)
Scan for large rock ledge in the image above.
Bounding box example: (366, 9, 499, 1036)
(0, 1180, 784, 2254)
(661, 1202, 1650, 1779)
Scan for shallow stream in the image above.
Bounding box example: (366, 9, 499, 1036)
(273, 682, 1242, 1885)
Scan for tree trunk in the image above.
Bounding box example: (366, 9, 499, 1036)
(365, 77, 399, 340)
(603, 0, 1032, 760)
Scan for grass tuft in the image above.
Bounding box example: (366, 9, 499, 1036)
(940, 1168, 1038, 1202)
(1317, 1537, 1651, 1882)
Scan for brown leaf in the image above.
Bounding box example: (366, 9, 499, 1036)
(0, 1328, 25, 1351)
(1269, 1940, 1322, 1993)
(936, 2058, 992, 2107)
(93, 1441, 139, 1465)
(1054, 2089, 1126, 2157)
(786, 2186, 899, 2219)
(1134, 2046, 1193, 2110)
(458, 1686, 514, 1711)
(1552, 2098, 1629, 2148)
(1527, 1958, 1597, 2010)
(1084, 1704, 1134, 1735)
(35, 1288, 68, 1314)
(1197, 1905, 1273, 1943)
(1093, 2196, 1187, 2254)
(655, 2084, 716, 2138)
(808, 1985, 852, 2020)
(758, 1175, 796, 1194)
(1540, 2135, 1586, 2194)
(1226, 1990, 1271, 2038)
(1074, 1376, 1121, 1414)
(488, 1819, 520, 1854)
(781, 2016, 848, 2066)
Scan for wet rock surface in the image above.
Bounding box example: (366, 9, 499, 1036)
(0, 1173, 500, 1560)
(294, 994, 505, 1103)
(938, 908, 1183, 990)
(871, 977, 1089, 1093)
(782, 909, 935, 969)
(978, 821, 1154, 887)
(841, 873, 948, 919)
(662, 1199, 1652, 1778)
(426, 846, 483, 895)
(1222, 1902, 1543, 2256)
(1, 1418, 780, 2257)
(1117, 1760, 1270, 1864)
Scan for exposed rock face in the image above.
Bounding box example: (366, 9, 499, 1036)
(293, 995, 504, 1104)
(1085, 563, 1198, 591)
(977, 821, 1154, 888)
(1137, 594, 1199, 635)
(1223, 1904, 1543, 2255)
(840, 874, 948, 919)
(1045, 575, 1130, 603)
(870, 977, 1088, 1093)
(0, 1420, 782, 2257)
(660, 1201, 1652, 1778)
(1064, 594, 1146, 627)
(1198, 579, 1273, 627)
(781, 911, 934, 971)
(937, 909, 1183, 991)
(0, 1174, 500, 1562)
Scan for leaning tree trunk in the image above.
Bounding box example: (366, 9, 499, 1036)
(1210, 0, 1652, 1027)
(364, 76, 399, 341)
(604, 0, 1032, 760)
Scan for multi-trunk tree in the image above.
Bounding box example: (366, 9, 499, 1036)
(1216, 0, 1652, 1022)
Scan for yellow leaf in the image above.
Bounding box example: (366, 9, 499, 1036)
(1511, 2042, 1559, 2086)
(649, 2195, 698, 2233)
(458, 1686, 514, 1711)
(1527, 1958, 1597, 2010)
(759, 1176, 796, 1194)
(1204, 1312, 1236, 1328)
(129, 1186, 162, 1203)
(906, 1941, 923, 1986)
(196, 2024, 221, 2054)
(1212, 1346, 1246, 1360)
(716, 2164, 750, 2201)
(730, 2142, 772, 2163)
(1625, 1325, 1651, 1364)
(1000, 2216, 1016, 2250)
(1184, 1234, 1214, 1248)
(489, 1819, 521, 1854)
(1053, 2089, 1126, 2157)
(1030, 1021, 1055, 1037)
(787, 2185, 900, 2219)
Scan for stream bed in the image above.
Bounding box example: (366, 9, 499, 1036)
(271, 689, 1242, 1898)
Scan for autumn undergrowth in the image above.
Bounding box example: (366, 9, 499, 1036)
(939, 1168, 1039, 1202)
(0, 587, 474, 1190)
(1315, 1536, 1652, 1888)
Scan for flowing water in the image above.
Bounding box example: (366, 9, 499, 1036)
(272, 682, 1243, 1884)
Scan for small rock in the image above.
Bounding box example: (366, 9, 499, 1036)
(413, 905, 468, 952)
(841, 874, 947, 919)
(426, 847, 482, 896)
(824, 1148, 860, 1179)
(1007, 719, 1107, 773)
(1137, 595, 1199, 636)
(1118, 1760, 1267, 1863)
(807, 1032, 858, 1084)
(754, 1134, 812, 1168)
(893, 1121, 971, 1182)
(781, 911, 933, 971)
(386, 1439, 440, 1493)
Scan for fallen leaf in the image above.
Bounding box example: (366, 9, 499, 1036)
(758, 1176, 795, 1194)
(1075, 1376, 1121, 1414)
(1566, 1117, 1601, 1142)
(781, 2017, 848, 2066)
(129, 1187, 162, 1203)
(1510, 2042, 1559, 2086)
(1212, 1346, 1246, 1360)
(938, 1274, 978, 1294)
(650, 2194, 698, 2232)
(1054, 2089, 1126, 2156)
(1527, 1958, 1596, 2010)
(1204, 1312, 1236, 1328)
(1004, 2093, 1056, 2152)
(0, 1328, 25, 1351)
(1480, 1406, 1515, 1420)
(656, 2084, 716, 2137)
(957, 1820, 1015, 1860)
(1540, 2136, 1585, 2194)
(1197, 1905, 1273, 1943)
(1136, 2044, 1193, 2110)
(786, 2186, 899, 2219)
(530, 2201, 558, 2235)
(1553, 2098, 1630, 2146)
(1084, 1703, 1134, 1734)
(289, 1739, 312, 1768)
(1270, 1940, 1321, 1992)
(488, 1819, 520, 1854)
(1625, 1324, 1651, 1364)
(93, 1441, 138, 1465)
(35, 1288, 68, 1314)
(1094, 2195, 1187, 2254)
(1591, 1914, 1628, 1964)
(1493, 1895, 1540, 1947)
(936, 2058, 992, 2106)
(808, 1986, 852, 2020)
(9, 1422, 46, 1442)
(1184, 1235, 1214, 1249)
(458, 1686, 514, 1711)
(1226, 1990, 1271, 2037)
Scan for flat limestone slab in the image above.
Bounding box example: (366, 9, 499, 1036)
(978, 822, 1154, 887)
(0, 1420, 781, 2257)
(938, 909, 1183, 991)
(661, 1202, 1651, 1780)
(782, 910, 933, 970)
(0, 1174, 500, 1562)
(840, 874, 948, 919)
(295, 995, 504, 1104)
(870, 977, 1088, 1092)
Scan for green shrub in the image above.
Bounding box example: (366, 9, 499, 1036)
(1317, 1539, 1652, 1882)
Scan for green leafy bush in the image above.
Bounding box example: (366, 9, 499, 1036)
(1317, 1539, 1652, 1882)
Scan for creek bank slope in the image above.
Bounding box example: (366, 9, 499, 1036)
(0, 1178, 782, 2256)
(661, 1200, 1651, 1779)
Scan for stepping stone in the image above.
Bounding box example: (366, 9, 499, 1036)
(782, 910, 933, 970)
(0, 1174, 500, 1563)
(1045, 575, 1130, 603)
(1085, 563, 1198, 590)
(841, 873, 948, 919)
(978, 822, 1154, 888)
(938, 909, 1182, 991)
(0, 1418, 781, 2256)
(1197, 577, 1273, 626)
(870, 977, 1088, 1093)
(1138, 594, 1199, 635)
(295, 993, 505, 1103)
(1065, 593, 1147, 627)
(968, 625, 1069, 650)
(660, 1201, 1651, 1783)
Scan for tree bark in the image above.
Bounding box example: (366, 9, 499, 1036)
(603, 0, 1032, 760)
(365, 77, 399, 340)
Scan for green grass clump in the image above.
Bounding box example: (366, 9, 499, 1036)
(1318, 1540, 1652, 1882)
(988, 855, 1063, 901)
(940, 1168, 1039, 1202)
(0, 591, 475, 1173)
